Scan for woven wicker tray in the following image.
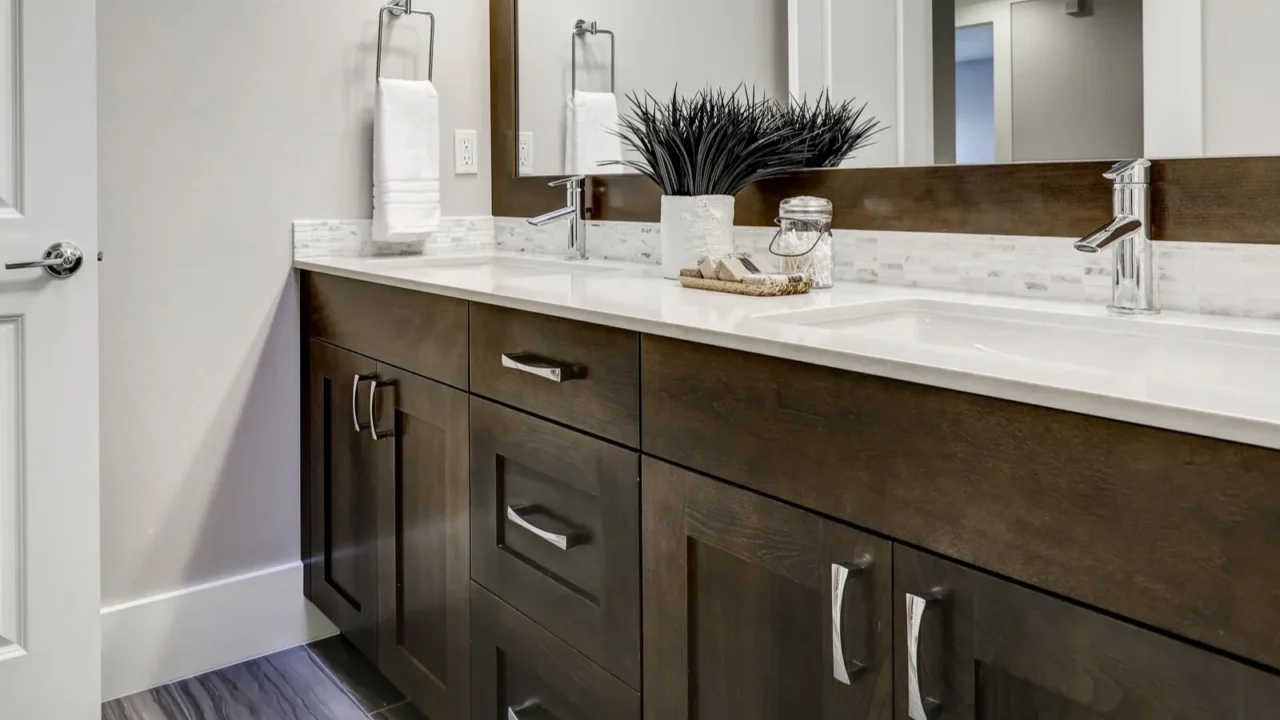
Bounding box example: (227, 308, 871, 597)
(677, 269, 813, 297)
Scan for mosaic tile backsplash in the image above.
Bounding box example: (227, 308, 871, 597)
(495, 217, 1280, 318)
(291, 215, 1280, 318)
(293, 216, 495, 259)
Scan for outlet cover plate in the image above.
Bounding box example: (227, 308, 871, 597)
(518, 132, 534, 174)
(454, 129, 479, 175)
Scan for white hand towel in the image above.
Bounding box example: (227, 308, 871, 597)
(374, 78, 441, 241)
(565, 91, 625, 175)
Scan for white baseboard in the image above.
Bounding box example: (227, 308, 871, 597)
(100, 562, 338, 702)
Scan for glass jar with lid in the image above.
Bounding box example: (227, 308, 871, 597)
(769, 196, 834, 288)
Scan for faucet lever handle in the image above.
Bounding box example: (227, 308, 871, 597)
(548, 175, 586, 189)
(1104, 158, 1151, 184)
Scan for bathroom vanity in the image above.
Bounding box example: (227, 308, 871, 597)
(296, 256, 1280, 720)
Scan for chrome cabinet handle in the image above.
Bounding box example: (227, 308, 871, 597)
(831, 556, 873, 685)
(351, 375, 375, 433)
(506, 504, 580, 551)
(500, 352, 585, 383)
(6, 242, 85, 278)
(508, 701, 553, 720)
(907, 592, 943, 720)
(368, 379, 396, 441)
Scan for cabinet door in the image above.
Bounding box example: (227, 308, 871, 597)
(894, 546, 1280, 720)
(643, 458, 892, 720)
(306, 340, 380, 660)
(371, 364, 471, 720)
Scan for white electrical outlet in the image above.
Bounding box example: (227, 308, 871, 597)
(454, 129, 479, 175)
(518, 132, 534, 174)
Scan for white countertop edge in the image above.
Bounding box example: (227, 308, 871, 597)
(295, 258, 1280, 452)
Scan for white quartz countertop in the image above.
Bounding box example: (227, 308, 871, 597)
(296, 252, 1280, 451)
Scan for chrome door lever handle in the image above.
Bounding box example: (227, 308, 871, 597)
(6, 242, 85, 278)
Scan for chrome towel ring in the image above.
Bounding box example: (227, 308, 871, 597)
(376, 0, 436, 82)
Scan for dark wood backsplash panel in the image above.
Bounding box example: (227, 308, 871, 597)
(491, 0, 1280, 242)
(641, 335, 1280, 672)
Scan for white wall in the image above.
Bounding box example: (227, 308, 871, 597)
(1143, 0, 1203, 158)
(1203, 1, 1280, 156)
(518, 0, 789, 176)
(830, 0, 901, 167)
(98, 0, 490, 698)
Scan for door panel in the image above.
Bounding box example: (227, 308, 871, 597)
(894, 546, 1280, 720)
(642, 458, 892, 720)
(307, 340, 379, 660)
(0, 0, 99, 715)
(374, 364, 470, 720)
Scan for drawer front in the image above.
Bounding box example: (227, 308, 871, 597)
(471, 585, 641, 720)
(303, 271, 468, 389)
(470, 397, 641, 688)
(641, 334, 1280, 672)
(470, 303, 640, 447)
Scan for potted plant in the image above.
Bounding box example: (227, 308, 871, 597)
(607, 88, 883, 279)
(607, 88, 814, 278)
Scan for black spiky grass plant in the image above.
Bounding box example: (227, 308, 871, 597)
(780, 91, 885, 168)
(604, 86, 817, 197)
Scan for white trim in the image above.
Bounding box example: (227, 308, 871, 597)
(1143, 0, 1203, 157)
(100, 562, 337, 702)
(787, 0, 800, 97)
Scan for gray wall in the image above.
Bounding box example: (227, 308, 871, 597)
(98, 0, 490, 609)
(517, 0, 789, 176)
(1010, 0, 1144, 161)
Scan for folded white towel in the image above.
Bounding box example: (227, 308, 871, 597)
(374, 78, 441, 240)
(566, 91, 625, 175)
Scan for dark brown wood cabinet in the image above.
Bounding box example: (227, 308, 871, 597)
(306, 340, 381, 661)
(301, 274, 1280, 720)
(371, 364, 471, 720)
(470, 397, 641, 688)
(894, 546, 1280, 720)
(642, 458, 892, 720)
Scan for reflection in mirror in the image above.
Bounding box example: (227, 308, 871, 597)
(517, 1, 1280, 177)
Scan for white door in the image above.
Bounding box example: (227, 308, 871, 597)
(0, 0, 100, 717)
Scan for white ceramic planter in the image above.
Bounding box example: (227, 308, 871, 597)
(660, 195, 736, 279)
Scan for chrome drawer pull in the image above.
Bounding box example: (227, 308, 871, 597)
(831, 556, 873, 685)
(508, 701, 552, 720)
(907, 591, 943, 720)
(506, 504, 580, 551)
(368, 379, 396, 441)
(351, 375, 375, 433)
(501, 352, 585, 383)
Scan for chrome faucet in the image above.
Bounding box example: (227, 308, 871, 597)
(1074, 158, 1158, 315)
(528, 175, 588, 260)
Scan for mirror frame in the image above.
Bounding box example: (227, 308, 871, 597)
(490, 0, 1280, 243)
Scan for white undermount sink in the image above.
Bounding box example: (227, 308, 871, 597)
(753, 298, 1280, 383)
(365, 255, 622, 277)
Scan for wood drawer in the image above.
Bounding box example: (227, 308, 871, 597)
(470, 303, 640, 446)
(302, 271, 468, 389)
(641, 334, 1280, 672)
(471, 584, 641, 720)
(470, 397, 641, 688)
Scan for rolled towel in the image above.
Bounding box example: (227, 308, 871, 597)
(565, 91, 625, 175)
(374, 78, 441, 240)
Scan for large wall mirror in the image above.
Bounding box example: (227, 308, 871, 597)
(515, 0, 1276, 177)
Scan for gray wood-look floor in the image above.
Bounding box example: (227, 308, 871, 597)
(102, 637, 427, 720)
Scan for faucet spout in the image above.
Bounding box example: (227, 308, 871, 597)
(528, 205, 576, 227)
(1074, 216, 1142, 253)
